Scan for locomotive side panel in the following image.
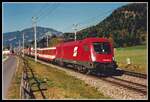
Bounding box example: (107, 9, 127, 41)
(77, 41, 91, 62)
(63, 41, 81, 61)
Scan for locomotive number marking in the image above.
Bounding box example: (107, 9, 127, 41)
(73, 46, 78, 57)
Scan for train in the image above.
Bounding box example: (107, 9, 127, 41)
(24, 37, 118, 73)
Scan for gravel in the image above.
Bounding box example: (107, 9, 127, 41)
(36, 59, 148, 100)
(114, 74, 147, 86)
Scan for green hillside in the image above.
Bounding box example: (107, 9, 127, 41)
(65, 3, 147, 48)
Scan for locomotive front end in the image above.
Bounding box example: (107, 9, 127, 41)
(90, 41, 118, 72)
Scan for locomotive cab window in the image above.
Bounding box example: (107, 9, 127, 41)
(93, 42, 111, 54)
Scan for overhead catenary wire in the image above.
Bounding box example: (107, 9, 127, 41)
(22, 3, 59, 31)
(22, 4, 113, 48)
(31, 4, 51, 18)
(62, 8, 114, 33)
(78, 9, 113, 26)
(37, 3, 60, 22)
(25, 3, 112, 33)
(20, 3, 60, 47)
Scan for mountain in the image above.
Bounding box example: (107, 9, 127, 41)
(3, 26, 62, 48)
(76, 3, 147, 47)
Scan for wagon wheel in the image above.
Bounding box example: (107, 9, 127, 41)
(81, 66, 88, 74)
(86, 69, 91, 75)
(59, 61, 64, 67)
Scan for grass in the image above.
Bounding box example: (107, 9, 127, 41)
(6, 56, 110, 99)
(26, 56, 109, 99)
(115, 45, 147, 74)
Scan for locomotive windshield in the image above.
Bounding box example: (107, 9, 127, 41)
(93, 42, 111, 54)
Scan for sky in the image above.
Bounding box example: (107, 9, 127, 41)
(2, 2, 128, 33)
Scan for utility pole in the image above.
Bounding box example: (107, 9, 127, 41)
(9, 43, 12, 50)
(9, 43, 12, 54)
(72, 24, 79, 41)
(23, 33, 24, 57)
(19, 40, 20, 50)
(32, 17, 37, 62)
(47, 34, 48, 47)
(19, 40, 20, 55)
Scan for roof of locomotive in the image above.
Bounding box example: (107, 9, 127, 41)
(56, 37, 110, 46)
(82, 37, 109, 43)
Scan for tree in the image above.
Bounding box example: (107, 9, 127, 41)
(108, 34, 115, 47)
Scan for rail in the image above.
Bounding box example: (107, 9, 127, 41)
(24, 55, 147, 97)
(122, 70, 147, 79)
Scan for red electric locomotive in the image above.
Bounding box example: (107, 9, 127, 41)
(55, 37, 118, 73)
(25, 37, 117, 73)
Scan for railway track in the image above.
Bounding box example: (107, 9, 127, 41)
(72, 68, 147, 96)
(25, 55, 147, 99)
(98, 76, 147, 95)
(122, 70, 147, 79)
